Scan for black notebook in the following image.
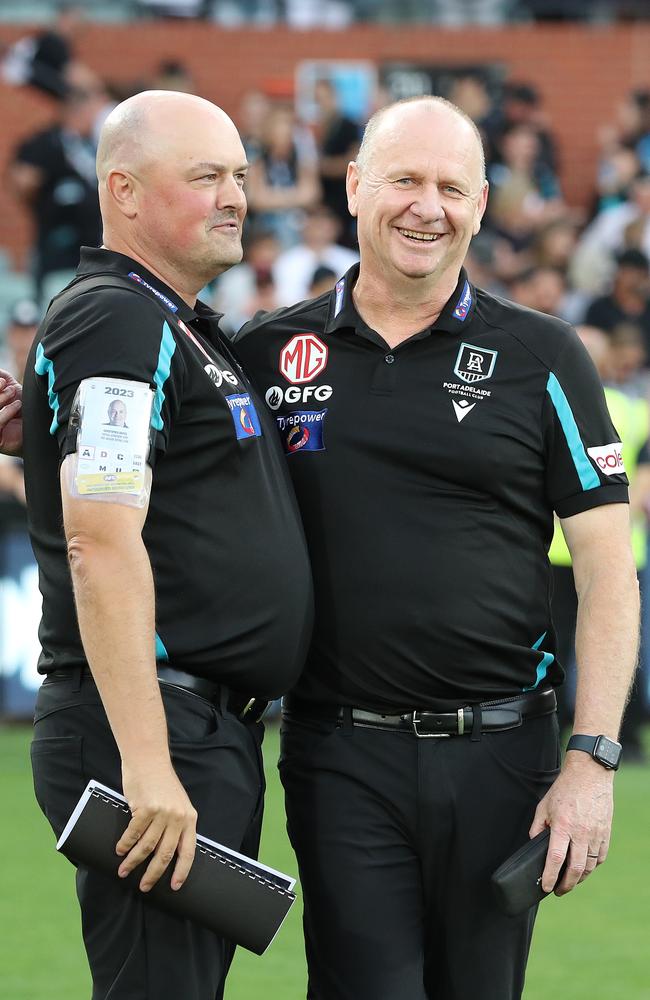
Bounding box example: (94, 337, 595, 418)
(56, 780, 297, 955)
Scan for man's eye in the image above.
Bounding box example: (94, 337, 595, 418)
(396, 178, 414, 185)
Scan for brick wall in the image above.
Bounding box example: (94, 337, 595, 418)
(0, 21, 648, 270)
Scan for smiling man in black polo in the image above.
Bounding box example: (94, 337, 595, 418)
(235, 96, 639, 1000)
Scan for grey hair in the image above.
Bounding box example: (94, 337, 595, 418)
(356, 95, 486, 183)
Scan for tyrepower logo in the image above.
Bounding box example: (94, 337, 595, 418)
(587, 443, 625, 476)
(280, 333, 328, 385)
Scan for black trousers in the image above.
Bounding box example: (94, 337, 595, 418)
(280, 711, 560, 1000)
(31, 670, 265, 1000)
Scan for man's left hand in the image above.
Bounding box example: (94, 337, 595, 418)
(0, 372, 24, 457)
(529, 753, 614, 895)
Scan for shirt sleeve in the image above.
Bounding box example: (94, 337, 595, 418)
(34, 286, 185, 463)
(542, 326, 629, 518)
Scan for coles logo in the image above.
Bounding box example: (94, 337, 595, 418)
(280, 333, 328, 385)
(587, 443, 625, 476)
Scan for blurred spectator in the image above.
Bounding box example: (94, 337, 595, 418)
(487, 123, 564, 249)
(447, 72, 501, 158)
(10, 81, 107, 304)
(313, 78, 360, 247)
(532, 218, 578, 269)
(284, 0, 354, 27)
(529, 220, 588, 322)
(273, 204, 358, 305)
(463, 231, 509, 296)
(0, 299, 41, 381)
(0, 300, 39, 530)
(136, 0, 209, 17)
(608, 323, 649, 392)
(508, 265, 570, 319)
(308, 265, 338, 298)
(431, 0, 512, 26)
(601, 89, 650, 175)
(246, 104, 321, 248)
(1, 2, 83, 101)
(151, 59, 196, 93)
(237, 88, 271, 163)
(571, 172, 650, 293)
(549, 324, 650, 760)
(487, 81, 559, 175)
(593, 145, 641, 217)
(212, 226, 281, 336)
(584, 249, 650, 358)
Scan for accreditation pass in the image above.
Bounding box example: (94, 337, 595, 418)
(74, 377, 154, 496)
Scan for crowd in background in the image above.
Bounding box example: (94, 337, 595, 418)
(45, 0, 650, 28)
(0, 3, 649, 752)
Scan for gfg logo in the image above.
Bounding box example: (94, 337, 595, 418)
(204, 364, 238, 388)
(265, 384, 333, 410)
(279, 333, 328, 384)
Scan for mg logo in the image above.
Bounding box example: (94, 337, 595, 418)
(280, 333, 329, 385)
(453, 342, 498, 384)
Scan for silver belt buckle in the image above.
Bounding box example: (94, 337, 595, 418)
(411, 709, 464, 738)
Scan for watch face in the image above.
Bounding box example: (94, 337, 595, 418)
(595, 736, 621, 767)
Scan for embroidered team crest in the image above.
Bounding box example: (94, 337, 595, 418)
(453, 343, 498, 384)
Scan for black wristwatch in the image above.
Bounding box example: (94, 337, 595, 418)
(566, 734, 622, 771)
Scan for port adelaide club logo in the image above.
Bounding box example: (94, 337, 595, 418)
(453, 343, 498, 384)
(443, 342, 499, 423)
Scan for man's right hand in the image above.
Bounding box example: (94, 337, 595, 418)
(0, 372, 24, 456)
(117, 762, 198, 892)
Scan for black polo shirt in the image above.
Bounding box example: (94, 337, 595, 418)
(23, 247, 313, 699)
(235, 265, 628, 711)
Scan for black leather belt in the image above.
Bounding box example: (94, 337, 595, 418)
(156, 667, 269, 723)
(283, 687, 556, 738)
(44, 665, 269, 724)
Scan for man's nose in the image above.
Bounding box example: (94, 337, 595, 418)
(217, 175, 247, 211)
(410, 183, 445, 223)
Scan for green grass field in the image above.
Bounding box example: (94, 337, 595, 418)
(1, 723, 648, 1000)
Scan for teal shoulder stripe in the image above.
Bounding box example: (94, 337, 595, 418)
(34, 343, 60, 435)
(151, 322, 177, 432)
(546, 372, 599, 491)
(155, 632, 169, 662)
(524, 631, 555, 691)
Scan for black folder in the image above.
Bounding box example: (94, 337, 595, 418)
(56, 780, 296, 955)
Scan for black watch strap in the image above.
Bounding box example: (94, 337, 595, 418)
(567, 734, 621, 770)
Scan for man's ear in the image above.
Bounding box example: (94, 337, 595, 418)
(346, 161, 360, 219)
(473, 180, 489, 236)
(106, 169, 138, 220)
